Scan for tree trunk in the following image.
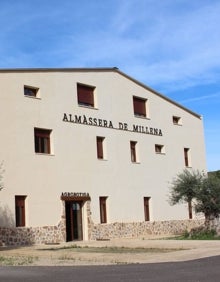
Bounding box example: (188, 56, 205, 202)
(188, 201, 193, 219)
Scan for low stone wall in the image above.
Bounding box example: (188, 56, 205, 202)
(0, 219, 204, 246)
(90, 219, 205, 240)
(207, 218, 220, 235)
(0, 220, 66, 246)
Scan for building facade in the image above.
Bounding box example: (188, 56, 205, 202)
(0, 68, 206, 243)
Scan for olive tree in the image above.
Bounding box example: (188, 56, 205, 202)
(169, 169, 204, 219)
(208, 170, 220, 179)
(195, 174, 220, 226)
(169, 169, 220, 229)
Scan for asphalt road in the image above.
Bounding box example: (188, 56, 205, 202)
(0, 255, 220, 282)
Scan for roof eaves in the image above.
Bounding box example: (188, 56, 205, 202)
(114, 69, 202, 119)
(0, 67, 201, 119)
(0, 67, 118, 73)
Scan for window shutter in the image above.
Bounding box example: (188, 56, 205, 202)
(15, 196, 26, 227)
(130, 141, 136, 162)
(77, 84, 94, 106)
(97, 137, 104, 159)
(144, 197, 150, 221)
(133, 97, 146, 116)
(34, 128, 51, 154)
(100, 197, 107, 223)
(184, 148, 189, 166)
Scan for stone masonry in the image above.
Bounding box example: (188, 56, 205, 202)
(0, 219, 204, 246)
(90, 219, 204, 240)
(0, 219, 66, 246)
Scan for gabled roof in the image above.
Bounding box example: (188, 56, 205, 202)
(0, 67, 202, 119)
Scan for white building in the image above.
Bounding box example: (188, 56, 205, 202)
(0, 68, 206, 243)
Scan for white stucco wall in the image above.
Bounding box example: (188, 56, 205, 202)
(0, 69, 206, 228)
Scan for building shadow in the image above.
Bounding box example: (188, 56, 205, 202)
(0, 205, 33, 247)
(0, 205, 14, 227)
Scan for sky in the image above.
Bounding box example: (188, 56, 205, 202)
(0, 0, 219, 171)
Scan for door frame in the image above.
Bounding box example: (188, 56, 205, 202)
(61, 194, 91, 242)
(65, 201, 83, 241)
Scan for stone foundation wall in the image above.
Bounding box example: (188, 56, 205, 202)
(0, 219, 205, 246)
(90, 219, 205, 240)
(0, 220, 66, 246)
(207, 218, 220, 235)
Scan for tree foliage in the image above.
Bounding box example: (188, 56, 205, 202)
(169, 169, 220, 225)
(208, 170, 220, 179)
(169, 169, 204, 204)
(195, 175, 220, 222)
(169, 169, 204, 218)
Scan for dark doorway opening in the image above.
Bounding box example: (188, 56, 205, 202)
(65, 201, 83, 241)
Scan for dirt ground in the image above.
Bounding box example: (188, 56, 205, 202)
(1, 236, 220, 266)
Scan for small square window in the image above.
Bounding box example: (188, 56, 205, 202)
(155, 144, 165, 154)
(173, 116, 182, 125)
(34, 128, 52, 154)
(133, 96, 147, 117)
(77, 83, 95, 107)
(24, 86, 39, 97)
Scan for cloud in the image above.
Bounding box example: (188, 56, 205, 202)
(114, 1, 220, 91)
(179, 92, 220, 104)
(1, 0, 220, 95)
(48, 0, 220, 94)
